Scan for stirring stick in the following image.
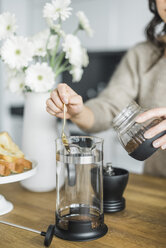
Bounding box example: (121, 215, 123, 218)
(61, 103, 70, 152)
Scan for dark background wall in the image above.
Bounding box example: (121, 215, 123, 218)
(63, 51, 126, 102)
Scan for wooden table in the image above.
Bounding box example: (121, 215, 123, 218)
(0, 173, 166, 248)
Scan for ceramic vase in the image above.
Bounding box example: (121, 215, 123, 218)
(21, 92, 58, 192)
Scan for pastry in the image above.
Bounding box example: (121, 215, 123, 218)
(0, 163, 11, 176)
(0, 132, 32, 176)
(0, 132, 24, 162)
(16, 158, 32, 170)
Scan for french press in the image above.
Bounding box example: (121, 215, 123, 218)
(54, 136, 108, 241)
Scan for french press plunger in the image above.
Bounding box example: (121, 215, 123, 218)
(54, 136, 108, 241)
(45, 136, 108, 245)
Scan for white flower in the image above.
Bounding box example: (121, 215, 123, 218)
(31, 29, 57, 57)
(1, 36, 34, 69)
(70, 66, 83, 82)
(43, 0, 72, 21)
(62, 35, 89, 68)
(5, 66, 17, 78)
(76, 11, 93, 37)
(46, 20, 66, 37)
(62, 34, 82, 66)
(31, 30, 48, 57)
(25, 63, 55, 92)
(48, 35, 57, 50)
(7, 71, 25, 93)
(0, 12, 17, 40)
(82, 48, 89, 67)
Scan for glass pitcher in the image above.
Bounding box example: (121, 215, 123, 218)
(55, 136, 108, 241)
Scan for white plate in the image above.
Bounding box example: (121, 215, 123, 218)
(0, 160, 37, 184)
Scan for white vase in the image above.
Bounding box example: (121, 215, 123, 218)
(20, 92, 59, 192)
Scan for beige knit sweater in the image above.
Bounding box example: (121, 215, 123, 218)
(85, 41, 166, 177)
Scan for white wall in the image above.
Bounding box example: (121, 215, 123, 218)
(63, 0, 152, 50)
(0, 1, 3, 131)
(108, 0, 152, 49)
(0, 0, 31, 140)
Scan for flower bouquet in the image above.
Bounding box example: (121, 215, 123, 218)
(0, 0, 93, 192)
(0, 0, 93, 93)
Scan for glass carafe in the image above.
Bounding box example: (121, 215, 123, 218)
(55, 136, 108, 241)
(112, 101, 166, 161)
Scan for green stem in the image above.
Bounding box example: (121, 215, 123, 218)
(64, 65, 72, 71)
(54, 60, 70, 79)
(45, 33, 51, 62)
(62, 60, 70, 69)
(50, 18, 62, 69)
(73, 26, 80, 35)
(50, 35, 60, 69)
(54, 52, 65, 71)
(46, 33, 51, 51)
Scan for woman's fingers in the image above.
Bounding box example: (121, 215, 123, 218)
(153, 134, 166, 149)
(144, 119, 166, 139)
(55, 112, 70, 119)
(50, 89, 64, 110)
(136, 107, 166, 123)
(46, 106, 57, 116)
(69, 95, 83, 105)
(46, 98, 62, 114)
(50, 83, 79, 107)
(46, 105, 71, 119)
(57, 83, 69, 104)
(46, 83, 83, 119)
(57, 83, 77, 104)
(67, 95, 83, 114)
(135, 107, 166, 150)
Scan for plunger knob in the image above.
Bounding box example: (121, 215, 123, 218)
(104, 162, 115, 176)
(41, 224, 55, 247)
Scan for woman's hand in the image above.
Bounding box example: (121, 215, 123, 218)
(135, 107, 166, 150)
(46, 83, 83, 119)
